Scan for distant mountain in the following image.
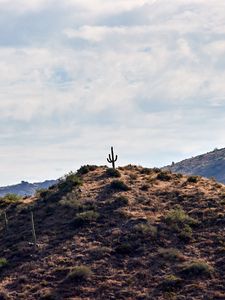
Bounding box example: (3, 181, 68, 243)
(0, 179, 58, 197)
(164, 147, 225, 183)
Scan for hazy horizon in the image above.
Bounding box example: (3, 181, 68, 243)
(0, 0, 225, 185)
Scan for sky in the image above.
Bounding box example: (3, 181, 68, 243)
(0, 0, 225, 185)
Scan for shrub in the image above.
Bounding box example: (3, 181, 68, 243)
(77, 165, 97, 175)
(140, 168, 152, 175)
(89, 246, 111, 260)
(110, 180, 130, 191)
(106, 168, 121, 178)
(114, 196, 129, 206)
(160, 275, 182, 291)
(178, 224, 193, 241)
(72, 210, 99, 227)
(158, 248, 184, 261)
(0, 258, 8, 269)
(157, 172, 172, 181)
(115, 242, 133, 255)
(0, 194, 22, 204)
(164, 208, 198, 227)
(37, 189, 52, 199)
(58, 172, 82, 193)
(133, 223, 157, 238)
(180, 261, 213, 278)
(187, 176, 198, 183)
(66, 266, 92, 282)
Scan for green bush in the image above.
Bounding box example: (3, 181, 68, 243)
(157, 172, 172, 181)
(187, 176, 198, 183)
(0, 194, 22, 204)
(160, 275, 182, 291)
(114, 196, 129, 206)
(158, 248, 184, 261)
(106, 168, 121, 178)
(0, 258, 8, 269)
(72, 210, 99, 227)
(178, 224, 193, 241)
(140, 168, 152, 175)
(180, 261, 213, 278)
(58, 172, 82, 192)
(77, 165, 98, 175)
(66, 266, 92, 282)
(133, 223, 157, 238)
(110, 180, 130, 191)
(164, 208, 198, 227)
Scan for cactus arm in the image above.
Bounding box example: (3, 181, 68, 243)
(115, 155, 118, 162)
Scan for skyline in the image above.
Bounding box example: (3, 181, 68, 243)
(0, 0, 225, 185)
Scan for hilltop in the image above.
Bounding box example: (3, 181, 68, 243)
(0, 180, 57, 197)
(0, 165, 224, 299)
(165, 148, 225, 183)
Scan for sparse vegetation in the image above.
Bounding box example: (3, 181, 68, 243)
(65, 266, 92, 282)
(164, 208, 198, 227)
(113, 195, 129, 206)
(77, 165, 98, 175)
(72, 210, 99, 227)
(133, 223, 157, 238)
(160, 275, 182, 291)
(0, 193, 22, 204)
(158, 248, 184, 261)
(157, 172, 172, 181)
(110, 180, 130, 191)
(180, 261, 213, 278)
(187, 176, 199, 183)
(0, 258, 8, 269)
(106, 168, 121, 178)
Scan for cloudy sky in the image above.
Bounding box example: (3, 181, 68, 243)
(0, 0, 225, 185)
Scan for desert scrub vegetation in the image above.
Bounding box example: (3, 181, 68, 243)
(180, 261, 213, 278)
(77, 165, 98, 175)
(58, 172, 82, 193)
(113, 195, 129, 207)
(72, 210, 99, 227)
(156, 171, 172, 181)
(0, 258, 8, 269)
(158, 248, 184, 262)
(187, 176, 199, 183)
(140, 168, 152, 175)
(164, 208, 198, 227)
(65, 266, 92, 282)
(133, 223, 157, 238)
(110, 180, 130, 191)
(163, 208, 198, 241)
(0, 193, 22, 206)
(159, 275, 183, 291)
(105, 168, 121, 178)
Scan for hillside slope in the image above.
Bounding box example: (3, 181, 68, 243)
(0, 166, 224, 299)
(165, 148, 225, 183)
(0, 180, 57, 197)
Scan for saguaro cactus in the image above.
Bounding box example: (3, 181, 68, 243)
(4, 211, 8, 232)
(31, 211, 37, 250)
(107, 146, 118, 169)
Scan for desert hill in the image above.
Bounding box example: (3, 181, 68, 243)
(0, 180, 57, 197)
(0, 165, 224, 299)
(165, 147, 225, 183)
